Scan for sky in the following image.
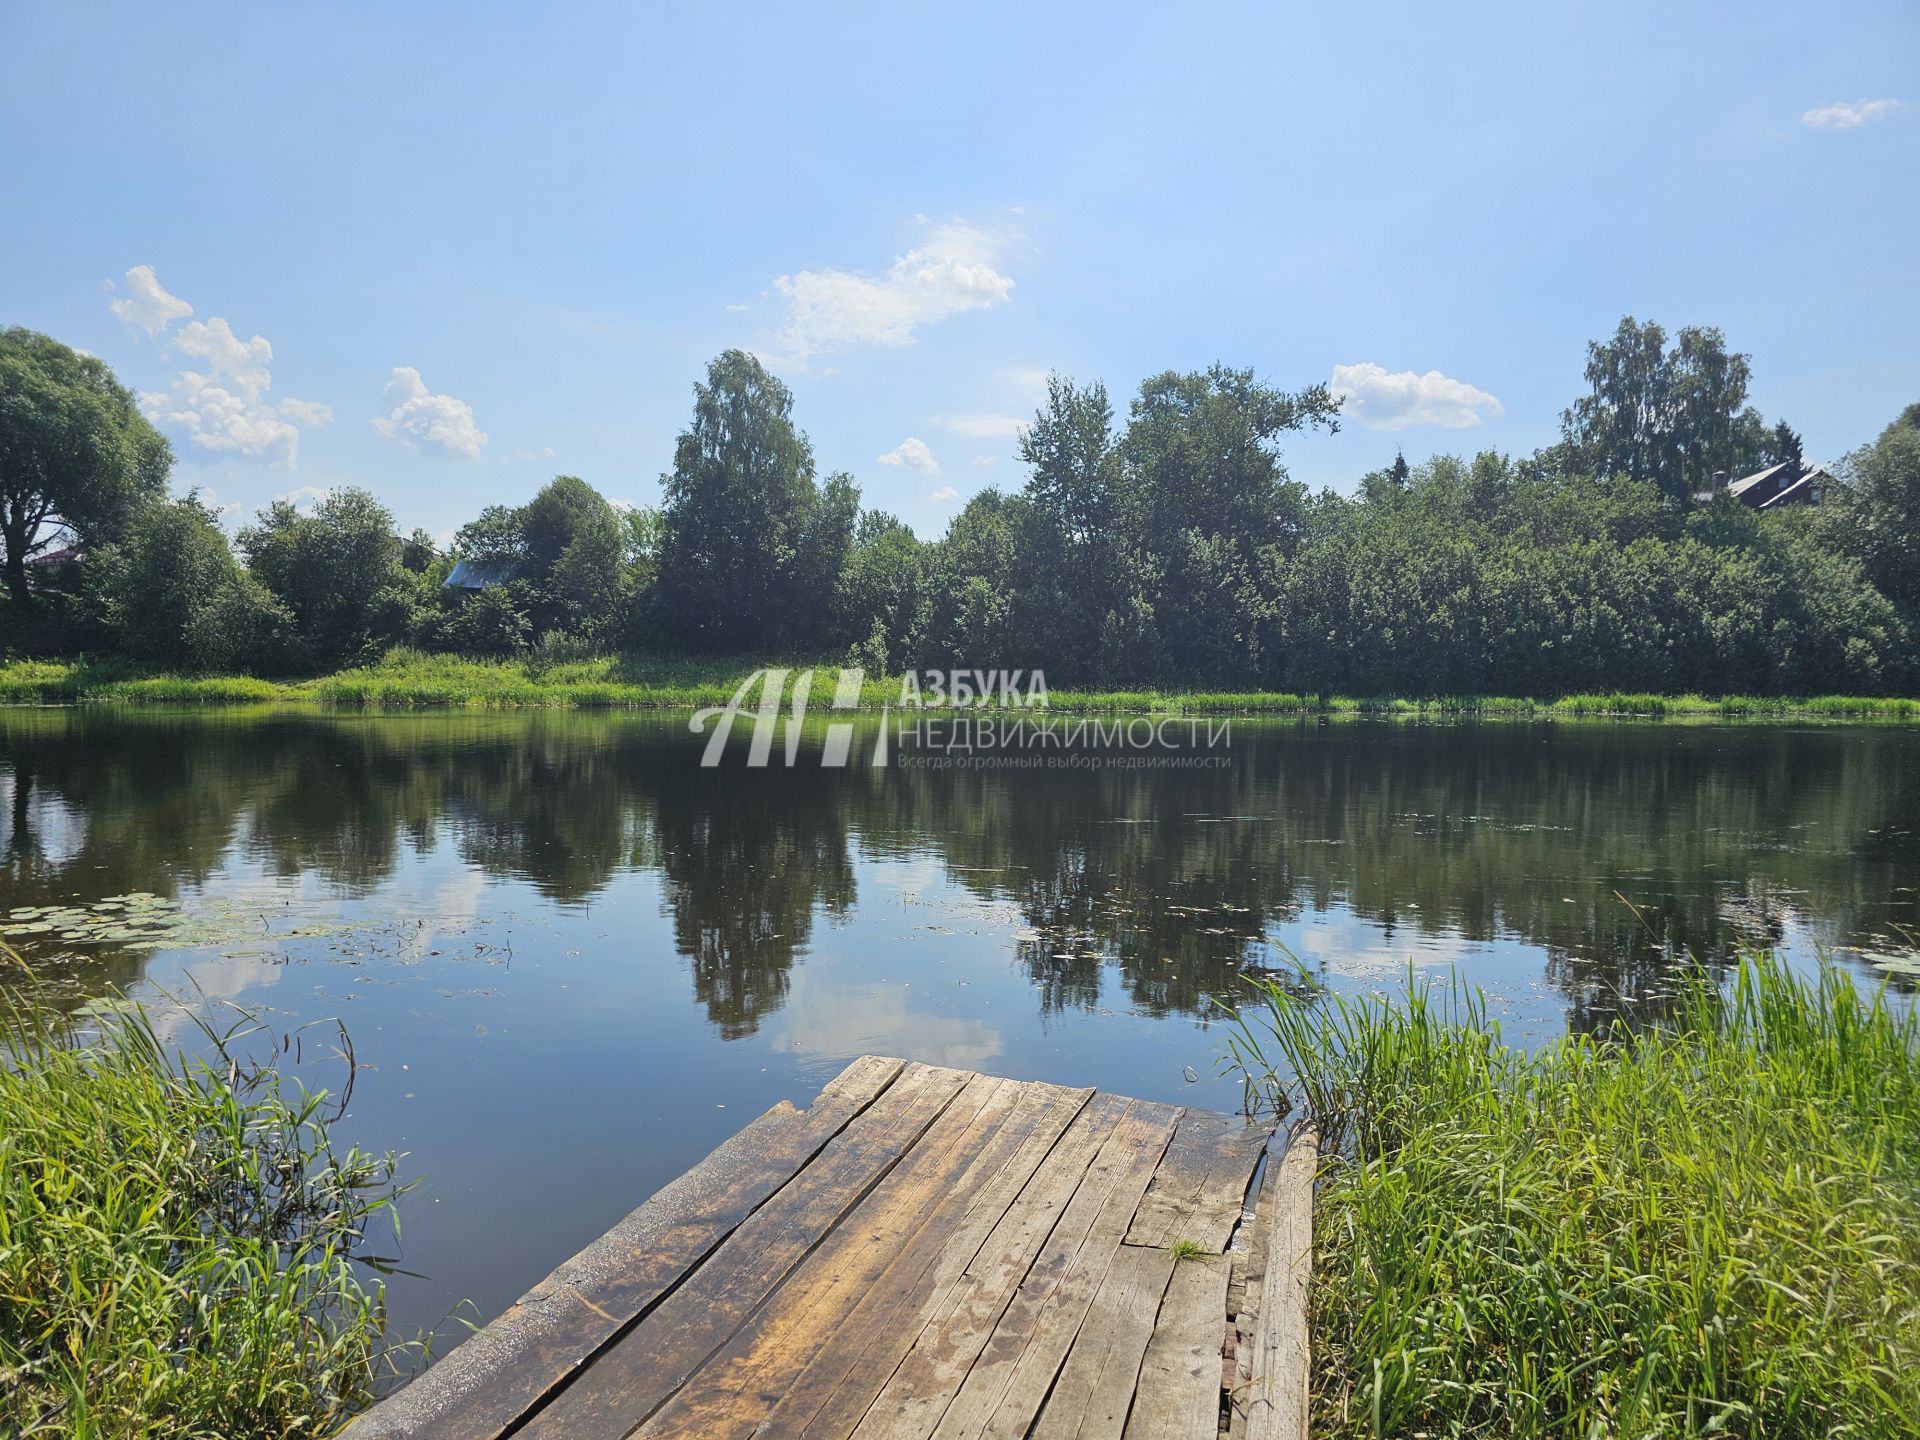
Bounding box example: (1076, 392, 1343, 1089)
(2, 2, 1914, 543)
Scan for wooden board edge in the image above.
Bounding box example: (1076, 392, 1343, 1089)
(1241, 1122, 1317, 1440)
(342, 1056, 908, 1439)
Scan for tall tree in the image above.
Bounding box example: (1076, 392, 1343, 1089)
(1114, 365, 1340, 680)
(0, 327, 171, 608)
(1559, 317, 1770, 501)
(655, 350, 851, 649)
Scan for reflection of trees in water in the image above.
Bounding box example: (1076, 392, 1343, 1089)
(649, 763, 855, 1038)
(2, 711, 1915, 1032)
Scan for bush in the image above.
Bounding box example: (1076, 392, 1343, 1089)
(184, 573, 306, 674)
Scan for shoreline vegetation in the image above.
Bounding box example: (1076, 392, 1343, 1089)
(0, 977, 405, 1439)
(1, 652, 1916, 720)
(1223, 954, 1920, 1436)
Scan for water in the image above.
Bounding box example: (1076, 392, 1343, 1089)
(2, 707, 1916, 1345)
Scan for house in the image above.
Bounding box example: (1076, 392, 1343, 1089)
(23, 543, 87, 595)
(1698, 460, 1833, 510)
(443, 557, 519, 592)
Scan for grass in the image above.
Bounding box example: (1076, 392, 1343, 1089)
(1219, 955, 1920, 1437)
(1164, 1237, 1212, 1262)
(0, 652, 1916, 719)
(0, 977, 407, 1438)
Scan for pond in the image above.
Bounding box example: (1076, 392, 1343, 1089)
(2, 706, 1916, 1348)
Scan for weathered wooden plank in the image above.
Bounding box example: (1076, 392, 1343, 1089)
(342, 1054, 906, 1440)
(632, 1077, 1092, 1440)
(518, 1062, 979, 1439)
(929, 1102, 1181, 1440)
(1227, 1148, 1281, 1440)
(755, 1083, 1103, 1440)
(1124, 1253, 1232, 1439)
(1242, 1126, 1317, 1440)
(1124, 1109, 1271, 1252)
(845, 1093, 1138, 1440)
(1024, 1243, 1176, 1440)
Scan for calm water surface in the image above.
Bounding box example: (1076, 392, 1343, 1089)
(2, 708, 1916, 1346)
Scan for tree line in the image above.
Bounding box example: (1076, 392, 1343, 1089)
(2, 318, 1915, 694)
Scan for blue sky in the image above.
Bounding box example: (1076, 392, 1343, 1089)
(3, 2, 1914, 541)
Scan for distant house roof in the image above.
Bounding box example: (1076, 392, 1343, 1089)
(24, 544, 87, 594)
(1726, 462, 1796, 502)
(25, 544, 86, 569)
(444, 557, 519, 591)
(1757, 472, 1825, 510)
(1700, 460, 1833, 510)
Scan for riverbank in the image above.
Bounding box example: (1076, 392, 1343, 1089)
(1224, 954, 1920, 1436)
(1, 652, 1917, 719)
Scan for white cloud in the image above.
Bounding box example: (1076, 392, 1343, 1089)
(109, 265, 193, 335)
(1329, 362, 1504, 430)
(972, 455, 999, 468)
(931, 485, 961, 502)
(769, 219, 1015, 363)
(1801, 98, 1900, 130)
(277, 397, 335, 426)
(128, 294, 334, 465)
(942, 413, 1026, 439)
(877, 436, 940, 474)
(189, 484, 243, 522)
(372, 366, 488, 459)
(276, 485, 331, 513)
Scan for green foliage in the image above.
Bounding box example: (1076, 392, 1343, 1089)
(86, 495, 245, 668)
(1830, 404, 1920, 620)
(184, 571, 303, 675)
(1557, 315, 1774, 502)
(6, 329, 1916, 700)
(0, 328, 171, 608)
(240, 489, 420, 666)
(0, 985, 405, 1437)
(436, 584, 532, 658)
(1222, 955, 1920, 1437)
(654, 350, 855, 650)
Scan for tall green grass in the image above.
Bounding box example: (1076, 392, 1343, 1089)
(1, 653, 1917, 719)
(1221, 956, 1920, 1437)
(0, 982, 407, 1438)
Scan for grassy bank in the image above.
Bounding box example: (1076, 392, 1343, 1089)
(0, 982, 405, 1438)
(1223, 956, 1920, 1437)
(0, 652, 1916, 719)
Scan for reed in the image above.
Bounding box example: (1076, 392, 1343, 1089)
(1220, 954, 1920, 1437)
(0, 979, 408, 1438)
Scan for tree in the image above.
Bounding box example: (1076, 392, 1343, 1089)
(1559, 317, 1771, 501)
(833, 511, 926, 669)
(1114, 365, 1340, 681)
(0, 328, 171, 608)
(87, 495, 243, 666)
(1768, 420, 1805, 472)
(1832, 402, 1920, 620)
(240, 488, 418, 665)
(655, 351, 853, 650)
(400, 528, 439, 574)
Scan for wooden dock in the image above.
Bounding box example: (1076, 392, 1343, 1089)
(348, 1057, 1316, 1440)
